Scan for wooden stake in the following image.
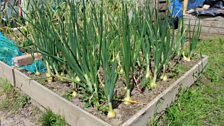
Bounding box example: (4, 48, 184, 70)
(183, 0, 188, 15)
(18, 0, 22, 17)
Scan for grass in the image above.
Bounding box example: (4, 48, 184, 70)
(150, 38, 224, 126)
(40, 109, 66, 126)
(0, 79, 29, 111)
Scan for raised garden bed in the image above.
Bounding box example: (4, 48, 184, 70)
(0, 55, 208, 126)
(0, 1, 209, 125)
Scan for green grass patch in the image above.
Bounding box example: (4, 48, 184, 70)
(12, 94, 30, 111)
(0, 99, 10, 110)
(0, 79, 13, 94)
(40, 109, 66, 126)
(0, 78, 30, 112)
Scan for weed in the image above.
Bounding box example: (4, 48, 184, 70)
(0, 99, 10, 110)
(40, 109, 66, 126)
(0, 79, 29, 112)
(63, 91, 73, 101)
(0, 79, 13, 93)
(13, 94, 30, 111)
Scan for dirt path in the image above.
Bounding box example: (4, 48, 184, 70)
(0, 104, 41, 126)
(0, 111, 35, 126)
(0, 84, 42, 126)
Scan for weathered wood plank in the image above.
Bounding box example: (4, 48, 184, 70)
(0, 62, 15, 86)
(186, 26, 224, 35)
(122, 56, 208, 126)
(199, 33, 224, 39)
(184, 15, 224, 21)
(186, 31, 224, 39)
(184, 18, 224, 28)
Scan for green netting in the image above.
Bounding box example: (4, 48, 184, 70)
(0, 32, 45, 73)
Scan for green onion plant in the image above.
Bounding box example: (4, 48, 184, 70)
(183, 20, 201, 61)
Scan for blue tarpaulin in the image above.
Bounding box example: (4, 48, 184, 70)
(0, 32, 45, 73)
(170, 0, 205, 17)
(188, 0, 205, 9)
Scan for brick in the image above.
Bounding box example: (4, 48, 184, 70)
(12, 53, 42, 67)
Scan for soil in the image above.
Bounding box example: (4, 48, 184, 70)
(0, 91, 42, 126)
(0, 104, 41, 126)
(21, 55, 202, 125)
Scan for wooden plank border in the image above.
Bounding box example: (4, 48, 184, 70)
(184, 15, 224, 21)
(0, 62, 15, 86)
(0, 56, 208, 126)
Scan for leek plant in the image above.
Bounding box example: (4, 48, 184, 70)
(142, 8, 165, 88)
(55, 1, 102, 107)
(159, 15, 177, 81)
(101, 29, 118, 118)
(120, 2, 132, 104)
(174, 17, 186, 58)
(28, 1, 64, 83)
(139, 4, 153, 89)
(183, 20, 201, 61)
(119, 2, 143, 104)
(141, 5, 185, 88)
(95, 1, 118, 117)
